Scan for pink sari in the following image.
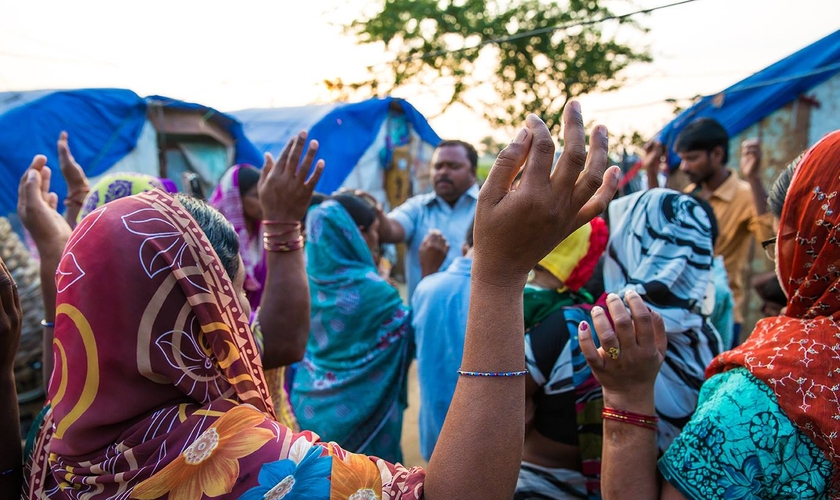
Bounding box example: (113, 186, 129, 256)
(23, 191, 424, 499)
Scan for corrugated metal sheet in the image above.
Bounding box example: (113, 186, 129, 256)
(730, 75, 839, 338)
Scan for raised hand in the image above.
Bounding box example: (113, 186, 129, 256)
(427, 104, 619, 499)
(642, 141, 666, 171)
(57, 132, 90, 227)
(58, 132, 89, 198)
(17, 155, 73, 257)
(258, 131, 325, 222)
(472, 102, 620, 286)
(578, 291, 667, 404)
(419, 229, 450, 277)
(740, 138, 762, 180)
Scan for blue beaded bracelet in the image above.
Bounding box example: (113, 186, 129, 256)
(457, 369, 528, 377)
(0, 465, 21, 476)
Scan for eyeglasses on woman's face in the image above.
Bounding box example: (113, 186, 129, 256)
(762, 236, 777, 261)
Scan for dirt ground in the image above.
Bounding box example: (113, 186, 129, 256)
(396, 280, 426, 469)
(400, 362, 426, 468)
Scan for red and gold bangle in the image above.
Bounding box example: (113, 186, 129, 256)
(262, 220, 301, 228)
(64, 187, 90, 207)
(264, 228, 300, 239)
(602, 407, 659, 431)
(264, 236, 304, 252)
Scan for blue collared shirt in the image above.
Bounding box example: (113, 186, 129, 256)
(389, 184, 478, 299)
(411, 256, 472, 461)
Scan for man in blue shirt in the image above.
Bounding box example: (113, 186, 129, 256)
(411, 221, 474, 461)
(377, 140, 479, 299)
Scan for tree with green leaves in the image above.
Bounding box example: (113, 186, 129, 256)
(347, 0, 652, 135)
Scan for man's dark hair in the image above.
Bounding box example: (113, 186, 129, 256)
(438, 140, 479, 169)
(675, 118, 730, 165)
(768, 155, 800, 218)
(176, 193, 240, 281)
(465, 218, 475, 248)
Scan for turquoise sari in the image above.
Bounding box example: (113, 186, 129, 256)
(291, 200, 411, 462)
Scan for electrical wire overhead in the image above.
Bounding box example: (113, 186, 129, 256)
(391, 0, 702, 63)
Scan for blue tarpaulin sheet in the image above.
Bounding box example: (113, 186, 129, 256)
(233, 97, 442, 194)
(656, 29, 840, 167)
(0, 88, 262, 216)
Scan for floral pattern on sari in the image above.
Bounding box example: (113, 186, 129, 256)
(660, 368, 832, 499)
(23, 191, 425, 499)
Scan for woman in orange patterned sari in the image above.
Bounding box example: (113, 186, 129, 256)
(21, 104, 618, 499)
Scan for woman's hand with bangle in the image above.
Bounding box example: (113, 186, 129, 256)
(257, 131, 325, 223)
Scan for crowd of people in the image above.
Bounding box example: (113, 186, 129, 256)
(0, 99, 837, 500)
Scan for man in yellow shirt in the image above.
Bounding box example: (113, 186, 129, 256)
(644, 118, 773, 347)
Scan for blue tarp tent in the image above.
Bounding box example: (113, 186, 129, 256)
(233, 97, 441, 198)
(656, 29, 840, 167)
(0, 88, 262, 216)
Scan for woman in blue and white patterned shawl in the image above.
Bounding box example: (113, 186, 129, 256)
(604, 188, 723, 451)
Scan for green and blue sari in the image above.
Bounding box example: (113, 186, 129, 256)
(291, 200, 412, 463)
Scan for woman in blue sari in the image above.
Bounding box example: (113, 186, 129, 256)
(291, 193, 412, 463)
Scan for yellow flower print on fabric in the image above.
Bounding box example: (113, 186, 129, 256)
(330, 452, 383, 500)
(131, 405, 273, 499)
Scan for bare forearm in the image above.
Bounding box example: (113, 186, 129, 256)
(747, 177, 768, 216)
(64, 208, 81, 229)
(420, 261, 442, 279)
(258, 251, 310, 369)
(425, 273, 526, 499)
(646, 168, 660, 190)
(39, 250, 62, 390)
(0, 374, 22, 499)
(378, 215, 405, 244)
(601, 392, 660, 500)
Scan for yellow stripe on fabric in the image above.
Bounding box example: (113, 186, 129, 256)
(201, 322, 231, 334)
(226, 373, 255, 385)
(192, 409, 226, 418)
(51, 339, 69, 407)
(54, 303, 100, 439)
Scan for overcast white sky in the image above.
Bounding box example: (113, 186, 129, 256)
(1, 0, 838, 145)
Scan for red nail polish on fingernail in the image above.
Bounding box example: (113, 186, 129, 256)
(580, 322, 589, 331)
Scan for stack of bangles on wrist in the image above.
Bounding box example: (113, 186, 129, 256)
(263, 221, 304, 252)
(64, 188, 90, 207)
(457, 369, 528, 377)
(602, 407, 659, 431)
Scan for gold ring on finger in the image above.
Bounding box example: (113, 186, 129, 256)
(608, 347, 620, 360)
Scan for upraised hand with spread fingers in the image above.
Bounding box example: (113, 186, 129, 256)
(256, 131, 326, 370)
(426, 102, 619, 500)
(258, 131, 325, 223)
